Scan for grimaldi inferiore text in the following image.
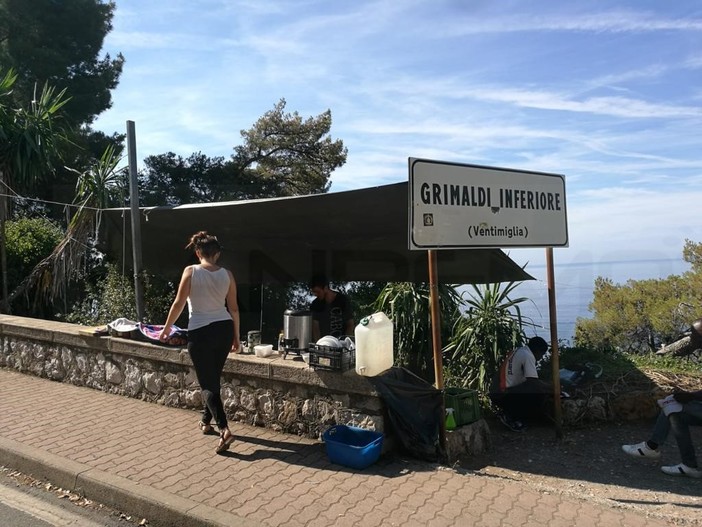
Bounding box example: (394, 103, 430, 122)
(419, 182, 562, 211)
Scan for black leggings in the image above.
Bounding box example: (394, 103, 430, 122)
(188, 319, 234, 429)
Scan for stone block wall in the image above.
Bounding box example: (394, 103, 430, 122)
(0, 315, 383, 439)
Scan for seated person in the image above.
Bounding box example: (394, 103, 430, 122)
(490, 336, 551, 432)
(622, 389, 702, 479)
(309, 274, 354, 341)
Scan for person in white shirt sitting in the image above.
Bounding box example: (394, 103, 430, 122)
(489, 336, 551, 432)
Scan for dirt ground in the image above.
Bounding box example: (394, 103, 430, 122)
(460, 417, 702, 526)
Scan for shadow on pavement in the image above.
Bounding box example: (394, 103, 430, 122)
(220, 432, 436, 477)
(460, 418, 702, 499)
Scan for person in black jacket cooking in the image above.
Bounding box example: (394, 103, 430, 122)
(309, 274, 354, 340)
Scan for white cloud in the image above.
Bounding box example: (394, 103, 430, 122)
(94, 0, 702, 276)
(440, 10, 702, 36)
(539, 188, 702, 265)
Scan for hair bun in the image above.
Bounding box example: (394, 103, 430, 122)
(185, 231, 220, 253)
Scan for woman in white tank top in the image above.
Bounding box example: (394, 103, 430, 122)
(159, 231, 240, 453)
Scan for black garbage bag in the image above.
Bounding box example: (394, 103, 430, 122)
(368, 367, 443, 462)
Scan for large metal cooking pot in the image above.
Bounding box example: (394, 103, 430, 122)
(283, 309, 312, 352)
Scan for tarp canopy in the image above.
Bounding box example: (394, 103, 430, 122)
(99, 182, 533, 286)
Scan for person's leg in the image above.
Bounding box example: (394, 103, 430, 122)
(668, 402, 702, 468)
(189, 323, 233, 428)
(205, 320, 235, 453)
(623, 410, 667, 459)
(187, 327, 215, 426)
(504, 384, 548, 422)
(489, 392, 505, 412)
(648, 411, 671, 447)
(490, 392, 526, 431)
(207, 320, 234, 430)
(493, 392, 519, 418)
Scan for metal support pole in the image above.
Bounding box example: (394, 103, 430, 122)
(428, 250, 447, 456)
(127, 121, 145, 321)
(546, 247, 563, 438)
(0, 169, 9, 313)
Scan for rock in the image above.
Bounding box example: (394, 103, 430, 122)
(445, 419, 491, 462)
(184, 389, 202, 408)
(124, 362, 143, 396)
(586, 396, 608, 421)
(279, 401, 299, 426)
(143, 372, 162, 395)
(609, 391, 659, 420)
(105, 361, 123, 385)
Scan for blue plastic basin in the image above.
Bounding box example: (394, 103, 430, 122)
(322, 425, 383, 470)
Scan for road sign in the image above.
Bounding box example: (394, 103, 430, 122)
(409, 158, 568, 250)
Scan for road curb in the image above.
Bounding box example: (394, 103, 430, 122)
(0, 436, 260, 527)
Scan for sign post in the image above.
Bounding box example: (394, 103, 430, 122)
(427, 249, 446, 453)
(409, 158, 568, 439)
(546, 247, 563, 437)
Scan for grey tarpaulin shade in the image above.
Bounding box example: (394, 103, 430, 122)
(98, 182, 533, 286)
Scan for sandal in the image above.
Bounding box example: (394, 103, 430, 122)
(198, 421, 215, 435)
(216, 429, 235, 454)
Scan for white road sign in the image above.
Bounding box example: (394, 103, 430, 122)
(409, 158, 568, 250)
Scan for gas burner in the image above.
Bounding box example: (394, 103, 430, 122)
(282, 338, 309, 359)
(283, 349, 306, 360)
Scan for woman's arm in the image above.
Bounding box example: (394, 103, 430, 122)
(159, 267, 193, 341)
(226, 270, 241, 353)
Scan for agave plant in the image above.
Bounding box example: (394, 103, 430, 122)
(443, 281, 531, 393)
(373, 282, 462, 382)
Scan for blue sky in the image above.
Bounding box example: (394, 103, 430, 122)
(94, 0, 702, 279)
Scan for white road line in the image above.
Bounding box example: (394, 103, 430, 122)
(0, 483, 106, 527)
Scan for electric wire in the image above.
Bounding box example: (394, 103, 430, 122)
(0, 191, 102, 212)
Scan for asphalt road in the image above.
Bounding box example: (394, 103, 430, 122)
(0, 468, 140, 527)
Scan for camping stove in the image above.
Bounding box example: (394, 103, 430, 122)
(282, 309, 312, 359)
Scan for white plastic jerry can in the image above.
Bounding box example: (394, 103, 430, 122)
(354, 312, 394, 376)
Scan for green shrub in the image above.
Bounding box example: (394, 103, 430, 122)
(539, 345, 701, 382)
(6, 217, 63, 288)
(63, 263, 175, 326)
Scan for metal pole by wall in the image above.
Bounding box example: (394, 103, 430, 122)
(127, 120, 145, 321)
(428, 249, 447, 456)
(546, 247, 563, 438)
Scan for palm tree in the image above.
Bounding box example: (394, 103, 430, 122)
(443, 281, 531, 393)
(0, 69, 70, 312)
(9, 144, 124, 307)
(374, 282, 462, 382)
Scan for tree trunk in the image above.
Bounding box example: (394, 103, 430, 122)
(656, 336, 700, 357)
(656, 319, 702, 357)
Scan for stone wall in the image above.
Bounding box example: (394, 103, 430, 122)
(0, 315, 383, 439)
(560, 388, 673, 425)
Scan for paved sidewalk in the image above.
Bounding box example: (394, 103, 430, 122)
(0, 369, 675, 527)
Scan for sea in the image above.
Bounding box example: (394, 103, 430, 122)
(463, 258, 691, 345)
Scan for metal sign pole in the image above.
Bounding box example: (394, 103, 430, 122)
(546, 247, 563, 438)
(428, 249, 447, 455)
(126, 120, 145, 321)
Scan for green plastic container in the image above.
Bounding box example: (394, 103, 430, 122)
(444, 388, 481, 426)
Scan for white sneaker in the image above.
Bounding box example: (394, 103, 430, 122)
(622, 441, 661, 459)
(661, 464, 702, 479)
